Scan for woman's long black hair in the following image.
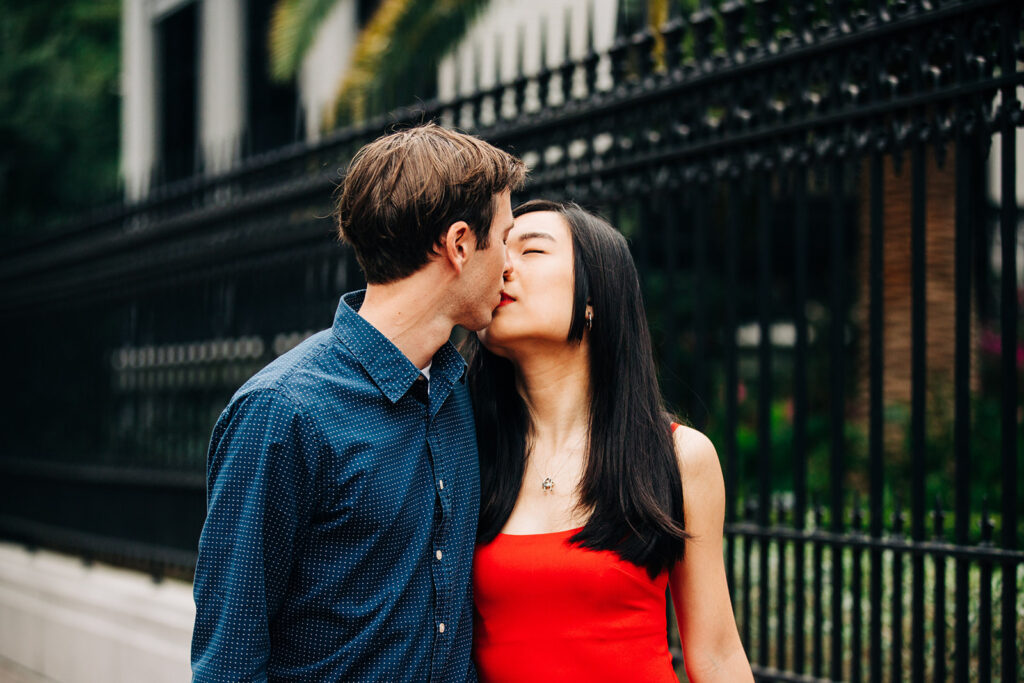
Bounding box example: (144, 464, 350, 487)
(463, 199, 689, 577)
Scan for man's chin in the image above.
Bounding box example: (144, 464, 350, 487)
(461, 310, 495, 333)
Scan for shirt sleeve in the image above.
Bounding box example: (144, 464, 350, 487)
(191, 388, 318, 682)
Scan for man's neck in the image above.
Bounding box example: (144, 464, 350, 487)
(357, 271, 455, 369)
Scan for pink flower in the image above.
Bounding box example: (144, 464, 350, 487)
(979, 328, 1001, 355)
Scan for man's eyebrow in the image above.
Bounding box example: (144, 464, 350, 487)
(514, 231, 556, 243)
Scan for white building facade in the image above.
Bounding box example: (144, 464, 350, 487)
(120, 0, 632, 200)
(121, 0, 366, 199)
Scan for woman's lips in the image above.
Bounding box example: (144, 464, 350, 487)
(498, 293, 515, 307)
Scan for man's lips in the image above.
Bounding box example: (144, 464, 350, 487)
(497, 293, 515, 307)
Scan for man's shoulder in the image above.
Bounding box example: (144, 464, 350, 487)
(230, 329, 358, 411)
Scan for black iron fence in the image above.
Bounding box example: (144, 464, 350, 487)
(0, 0, 1021, 680)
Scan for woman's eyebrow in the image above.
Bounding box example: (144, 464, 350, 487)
(514, 231, 556, 243)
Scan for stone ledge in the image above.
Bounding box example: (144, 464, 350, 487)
(0, 542, 193, 683)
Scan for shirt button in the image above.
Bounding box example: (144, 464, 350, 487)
(438, 479, 444, 489)
(435, 550, 443, 561)
(438, 623, 446, 633)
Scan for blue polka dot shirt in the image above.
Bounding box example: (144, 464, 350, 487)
(191, 291, 480, 682)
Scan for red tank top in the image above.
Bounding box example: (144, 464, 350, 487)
(472, 426, 680, 682)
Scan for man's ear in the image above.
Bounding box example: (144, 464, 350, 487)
(440, 220, 474, 275)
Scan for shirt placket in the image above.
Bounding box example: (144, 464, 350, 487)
(426, 396, 454, 678)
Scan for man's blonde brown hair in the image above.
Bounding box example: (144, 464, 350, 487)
(336, 123, 527, 284)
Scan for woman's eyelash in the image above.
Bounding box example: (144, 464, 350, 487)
(523, 249, 544, 254)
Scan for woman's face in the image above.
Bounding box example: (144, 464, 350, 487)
(479, 210, 577, 356)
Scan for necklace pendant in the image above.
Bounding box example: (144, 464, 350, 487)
(541, 477, 555, 493)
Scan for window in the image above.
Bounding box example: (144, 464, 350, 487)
(157, 3, 198, 182)
(245, 0, 299, 155)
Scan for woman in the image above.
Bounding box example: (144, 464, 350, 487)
(464, 200, 753, 682)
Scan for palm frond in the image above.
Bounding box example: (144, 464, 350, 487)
(648, 0, 668, 70)
(268, 0, 343, 82)
(328, 0, 491, 127)
(326, 0, 414, 125)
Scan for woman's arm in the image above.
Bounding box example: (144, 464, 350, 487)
(669, 426, 754, 682)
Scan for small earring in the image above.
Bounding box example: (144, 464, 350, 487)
(585, 310, 593, 330)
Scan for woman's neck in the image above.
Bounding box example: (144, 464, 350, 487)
(513, 342, 592, 452)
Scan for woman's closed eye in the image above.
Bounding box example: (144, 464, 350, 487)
(522, 249, 545, 255)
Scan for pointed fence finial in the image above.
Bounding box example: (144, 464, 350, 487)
(539, 15, 549, 71)
(493, 33, 504, 88)
(585, 0, 596, 56)
(615, 0, 631, 39)
(559, 6, 576, 104)
(472, 41, 483, 93)
(515, 23, 526, 79)
(563, 4, 573, 61)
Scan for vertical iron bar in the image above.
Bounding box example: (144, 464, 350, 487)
(663, 192, 680, 414)
(635, 197, 653, 293)
(511, 25, 527, 117)
(537, 18, 551, 110)
(662, 192, 681, 665)
(692, 174, 709, 431)
(792, 164, 809, 675)
(725, 170, 740, 602)
(892, 509, 905, 683)
(558, 8, 574, 106)
(953, 116, 973, 683)
(609, 0, 632, 89)
(582, 1, 599, 97)
(851, 502, 863, 683)
(756, 168, 773, 669)
(997, 9, 1019, 683)
(979, 507, 993, 683)
(743, 520, 753, 649)
(910, 137, 927, 683)
(775, 500, 787, 671)
(829, 159, 846, 683)
(868, 147, 885, 683)
(932, 502, 946, 683)
(470, 43, 485, 130)
(812, 502, 824, 678)
(491, 33, 505, 123)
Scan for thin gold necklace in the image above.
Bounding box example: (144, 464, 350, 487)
(533, 438, 585, 495)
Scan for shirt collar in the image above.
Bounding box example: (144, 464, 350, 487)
(331, 290, 467, 404)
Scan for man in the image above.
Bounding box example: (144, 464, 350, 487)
(191, 123, 526, 682)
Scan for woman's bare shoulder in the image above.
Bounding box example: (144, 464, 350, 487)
(671, 424, 722, 480)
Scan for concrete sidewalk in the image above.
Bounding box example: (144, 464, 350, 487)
(0, 655, 56, 683)
(0, 542, 194, 683)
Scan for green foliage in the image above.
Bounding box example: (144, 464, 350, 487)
(329, 0, 493, 125)
(268, 0, 343, 82)
(704, 391, 864, 508)
(0, 0, 121, 237)
(727, 536, 1024, 680)
(269, 0, 491, 128)
(700, 384, 1024, 542)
